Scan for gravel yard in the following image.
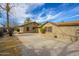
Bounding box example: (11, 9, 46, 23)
(15, 33, 79, 56)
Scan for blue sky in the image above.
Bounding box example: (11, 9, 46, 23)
(0, 3, 79, 26)
(30, 3, 79, 23)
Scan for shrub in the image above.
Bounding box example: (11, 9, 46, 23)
(16, 29, 20, 32)
(14, 27, 20, 32)
(40, 28, 46, 33)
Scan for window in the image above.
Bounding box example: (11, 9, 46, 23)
(48, 27, 52, 32)
(27, 27, 29, 31)
(45, 27, 52, 32)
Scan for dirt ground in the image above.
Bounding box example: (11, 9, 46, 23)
(0, 35, 22, 56)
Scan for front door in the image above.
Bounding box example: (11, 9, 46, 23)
(26, 27, 29, 32)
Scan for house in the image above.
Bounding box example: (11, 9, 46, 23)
(41, 21, 79, 41)
(24, 22, 39, 33)
(19, 22, 39, 33)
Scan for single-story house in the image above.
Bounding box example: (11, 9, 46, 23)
(41, 21, 79, 41)
(19, 22, 39, 33)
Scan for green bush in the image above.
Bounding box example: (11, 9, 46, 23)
(16, 28, 20, 32)
(14, 27, 20, 32)
(40, 28, 46, 33)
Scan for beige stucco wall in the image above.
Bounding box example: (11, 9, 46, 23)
(19, 27, 24, 33)
(42, 23, 62, 38)
(42, 23, 79, 41)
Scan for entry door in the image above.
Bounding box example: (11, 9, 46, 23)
(26, 27, 29, 31)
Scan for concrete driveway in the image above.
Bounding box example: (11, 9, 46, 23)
(15, 33, 79, 56)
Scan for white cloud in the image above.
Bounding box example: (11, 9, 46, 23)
(0, 3, 66, 23)
(54, 6, 79, 21)
(45, 6, 79, 22)
(62, 14, 79, 19)
(1, 3, 79, 24)
(46, 12, 63, 20)
(10, 3, 45, 23)
(35, 9, 63, 23)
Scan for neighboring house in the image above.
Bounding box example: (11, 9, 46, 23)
(41, 21, 79, 40)
(19, 22, 39, 33)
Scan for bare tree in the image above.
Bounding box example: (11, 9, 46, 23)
(0, 3, 15, 32)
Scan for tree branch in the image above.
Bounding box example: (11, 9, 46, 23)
(10, 5, 15, 9)
(0, 5, 5, 10)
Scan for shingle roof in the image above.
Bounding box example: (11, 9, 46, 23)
(19, 22, 39, 27)
(56, 20, 79, 26)
(41, 20, 79, 27)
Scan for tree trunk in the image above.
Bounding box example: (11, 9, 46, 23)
(6, 3, 10, 32)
